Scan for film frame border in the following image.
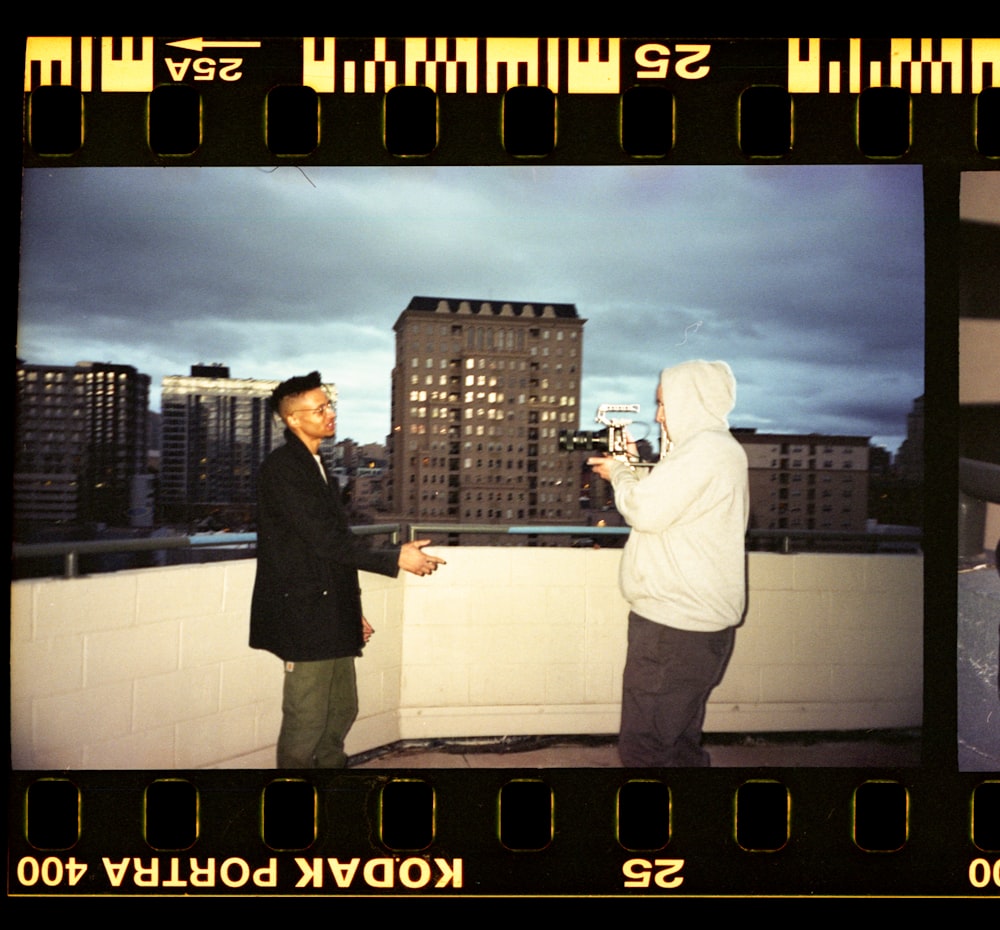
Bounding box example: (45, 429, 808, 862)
(12, 35, 1000, 899)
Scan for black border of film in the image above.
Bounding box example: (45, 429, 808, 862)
(13, 35, 1000, 899)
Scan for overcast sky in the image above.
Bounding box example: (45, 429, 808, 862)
(17, 164, 924, 453)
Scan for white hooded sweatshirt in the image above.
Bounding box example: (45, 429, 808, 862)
(608, 360, 749, 633)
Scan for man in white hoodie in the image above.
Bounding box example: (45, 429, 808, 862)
(589, 360, 749, 767)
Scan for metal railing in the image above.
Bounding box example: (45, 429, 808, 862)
(409, 524, 922, 554)
(13, 521, 922, 580)
(408, 522, 630, 540)
(13, 524, 400, 579)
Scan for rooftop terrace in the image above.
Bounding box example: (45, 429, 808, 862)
(12, 546, 922, 770)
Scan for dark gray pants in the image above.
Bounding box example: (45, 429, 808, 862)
(277, 657, 358, 768)
(619, 612, 735, 768)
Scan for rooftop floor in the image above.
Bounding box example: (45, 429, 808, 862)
(350, 731, 923, 769)
(218, 730, 923, 769)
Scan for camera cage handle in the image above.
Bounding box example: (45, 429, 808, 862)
(594, 404, 664, 468)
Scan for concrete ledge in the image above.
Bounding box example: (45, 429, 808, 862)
(11, 549, 923, 769)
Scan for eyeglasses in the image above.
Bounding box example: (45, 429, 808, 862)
(290, 400, 334, 418)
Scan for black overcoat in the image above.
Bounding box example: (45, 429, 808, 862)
(249, 430, 399, 661)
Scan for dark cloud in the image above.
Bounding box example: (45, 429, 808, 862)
(18, 165, 924, 452)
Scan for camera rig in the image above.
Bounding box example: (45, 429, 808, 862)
(558, 404, 664, 469)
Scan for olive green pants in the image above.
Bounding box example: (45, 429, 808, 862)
(277, 657, 358, 768)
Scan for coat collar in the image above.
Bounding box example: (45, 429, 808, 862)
(283, 428, 331, 481)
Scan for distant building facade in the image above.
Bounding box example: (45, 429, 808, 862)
(872, 394, 924, 528)
(733, 429, 871, 532)
(894, 394, 924, 483)
(159, 364, 337, 525)
(388, 296, 586, 526)
(15, 360, 150, 526)
(351, 466, 388, 514)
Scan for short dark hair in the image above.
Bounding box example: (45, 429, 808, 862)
(270, 371, 323, 416)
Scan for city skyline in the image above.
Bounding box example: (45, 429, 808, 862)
(17, 165, 924, 453)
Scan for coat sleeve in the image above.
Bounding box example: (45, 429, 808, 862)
(259, 449, 400, 579)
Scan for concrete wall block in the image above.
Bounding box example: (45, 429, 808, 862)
(86, 620, 181, 686)
(424, 546, 513, 586)
(515, 622, 587, 666)
(403, 623, 480, 665)
(759, 665, 835, 702)
(545, 663, 588, 703)
(11, 634, 85, 699)
(10, 583, 37, 641)
(792, 554, 867, 591)
(358, 585, 398, 632)
(584, 584, 627, 617)
(832, 662, 923, 704)
(32, 681, 134, 758)
(136, 564, 227, 622)
(712, 663, 762, 703)
(791, 621, 863, 665)
(222, 560, 256, 613)
(180, 610, 254, 668)
(508, 548, 589, 588)
(359, 664, 403, 716)
(748, 552, 795, 590)
(543, 585, 588, 624)
(728, 620, 787, 665)
(132, 666, 221, 732)
(745, 589, 824, 633)
(470, 662, 546, 705)
(220, 653, 281, 711)
(475, 585, 543, 625)
(10, 700, 36, 769)
(175, 705, 260, 769)
(583, 662, 619, 704)
(32, 574, 140, 637)
(863, 628, 923, 673)
(362, 628, 403, 671)
(403, 583, 478, 627)
(82, 725, 179, 770)
(862, 553, 923, 591)
(401, 665, 471, 708)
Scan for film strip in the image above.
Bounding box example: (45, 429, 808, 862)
(14, 36, 1000, 899)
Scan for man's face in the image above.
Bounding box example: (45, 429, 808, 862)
(285, 387, 335, 445)
(655, 384, 668, 438)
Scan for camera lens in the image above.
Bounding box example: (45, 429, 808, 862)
(558, 429, 609, 452)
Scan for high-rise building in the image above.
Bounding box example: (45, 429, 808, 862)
(15, 360, 150, 526)
(894, 395, 924, 483)
(732, 429, 871, 533)
(160, 364, 337, 525)
(388, 296, 586, 527)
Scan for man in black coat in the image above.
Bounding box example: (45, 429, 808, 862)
(250, 371, 444, 768)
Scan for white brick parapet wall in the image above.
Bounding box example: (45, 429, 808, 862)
(11, 549, 922, 769)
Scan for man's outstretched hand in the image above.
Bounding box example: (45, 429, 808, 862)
(398, 539, 446, 577)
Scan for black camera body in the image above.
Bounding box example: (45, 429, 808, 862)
(559, 404, 661, 469)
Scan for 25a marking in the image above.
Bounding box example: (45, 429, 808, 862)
(166, 58, 243, 82)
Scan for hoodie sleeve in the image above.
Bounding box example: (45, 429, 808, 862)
(608, 432, 741, 534)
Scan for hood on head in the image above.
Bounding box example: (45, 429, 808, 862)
(659, 360, 736, 446)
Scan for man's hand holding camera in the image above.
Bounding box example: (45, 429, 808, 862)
(589, 432, 640, 480)
(588, 454, 615, 482)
